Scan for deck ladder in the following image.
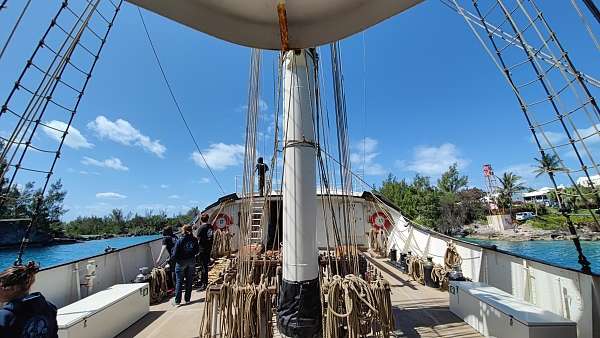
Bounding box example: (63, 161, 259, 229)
(248, 197, 265, 245)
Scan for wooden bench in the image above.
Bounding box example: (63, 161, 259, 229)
(449, 281, 576, 338)
(57, 284, 149, 338)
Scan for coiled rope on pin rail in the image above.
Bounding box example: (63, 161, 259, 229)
(431, 243, 464, 290)
(368, 228, 388, 257)
(370, 277, 395, 337)
(444, 242, 462, 269)
(431, 264, 449, 290)
(199, 276, 274, 338)
(211, 229, 233, 258)
(406, 255, 424, 284)
(324, 274, 396, 338)
(149, 267, 168, 304)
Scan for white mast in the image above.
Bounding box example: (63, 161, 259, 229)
(277, 48, 322, 338)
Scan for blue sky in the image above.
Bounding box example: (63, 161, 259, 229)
(1, 1, 598, 220)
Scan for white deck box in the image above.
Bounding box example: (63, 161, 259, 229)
(57, 283, 149, 338)
(449, 281, 576, 338)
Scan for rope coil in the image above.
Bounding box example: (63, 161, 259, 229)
(149, 267, 168, 304)
(323, 274, 394, 338)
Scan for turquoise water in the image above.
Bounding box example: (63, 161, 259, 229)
(463, 239, 600, 274)
(0, 235, 598, 275)
(0, 235, 160, 271)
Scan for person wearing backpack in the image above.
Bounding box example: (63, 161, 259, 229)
(156, 226, 178, 287)
(0, 262, 58, 338)
(196, 214, 214, 291)
(171, 224, 199, 306)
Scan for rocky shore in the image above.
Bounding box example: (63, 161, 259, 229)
(463, 223, 600, 241)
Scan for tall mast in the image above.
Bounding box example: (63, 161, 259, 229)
(277, 48, 322, 338)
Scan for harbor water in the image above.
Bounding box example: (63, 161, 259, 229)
(0, 235, 160, 271)
(0, 235, 598, 274)
(464, 239, 600, 274)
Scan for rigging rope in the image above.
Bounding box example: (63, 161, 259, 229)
(137, 8, 226, 195)
(570, 0, 600, 52)
(0, 0, 31, 62)
(581, 0, 600, 24)
(1, 0, 122, 265)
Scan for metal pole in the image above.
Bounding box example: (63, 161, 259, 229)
(276, 49, 322, 338)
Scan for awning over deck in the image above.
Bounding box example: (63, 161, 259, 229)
(127, 0, 423, 49)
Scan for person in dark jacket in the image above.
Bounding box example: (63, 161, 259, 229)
(0, 262, 58, 338)
(171, 224, 199, 305)
(156, 226, 178, 287)
(256, 157, 269, 196)
(196, 213, 214, 291)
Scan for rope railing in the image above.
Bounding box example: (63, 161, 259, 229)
(0, 0, 123, 265)
(451, 0, 597, 273)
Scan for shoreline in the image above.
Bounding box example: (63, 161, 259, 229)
(462, 224, 600, 242)
(0, 233, 159, 250)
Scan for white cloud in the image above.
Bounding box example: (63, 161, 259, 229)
(78, 170, 100, 176)
(81, 156, 128, 171)
(535, 131, 567, 146)
(96, 192, 127, 199)
(576, 123, 599, 145)
(87, 116, 166, 158)
(168, 194, 180, 199)
(160, 184, 169, 189)
(349, 137, 386, 176)
(42, 120, 93, 149)
(191, 143, 245, 170)
(197, 177, 210, 184)
(399, 143, 470, 176)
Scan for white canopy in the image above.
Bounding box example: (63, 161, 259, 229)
(128, 0, 423, 49)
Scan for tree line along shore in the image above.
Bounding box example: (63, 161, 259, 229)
(2, 147, 599, 247)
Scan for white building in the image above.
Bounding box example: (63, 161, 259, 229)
(522, 185, 564, 205)
(577, 174, 600, 187)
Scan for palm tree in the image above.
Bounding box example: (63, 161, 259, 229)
(533, 152, 591, 273)
(534, 153, 567, 207)
(497, 172, 526, 217)
(534, 152, 567, 212)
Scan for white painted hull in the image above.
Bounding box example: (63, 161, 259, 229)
(28, 193, 600, 337)
(386, 205, 600, 338)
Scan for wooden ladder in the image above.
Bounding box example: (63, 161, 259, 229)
(248, 197, 265, 245)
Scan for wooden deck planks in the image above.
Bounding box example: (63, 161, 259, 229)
(118, 256, 482, 338)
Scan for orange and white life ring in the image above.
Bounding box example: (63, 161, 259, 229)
(369, 211, 392, 230)
(212, 213, 233, 230)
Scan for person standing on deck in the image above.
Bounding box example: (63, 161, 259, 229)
(0, 262, 58, 338)
(156, 225, 178, 287)
(171, 224, 199, 306)
(256, 157, 269, 196)
(196, 214, 214, 291)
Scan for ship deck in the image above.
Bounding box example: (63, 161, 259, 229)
(117, 256, 482, 338)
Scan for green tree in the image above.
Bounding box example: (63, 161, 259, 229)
(533, 152, 567, 211)
(497, 172, 526, 216)
(437, 163, 468, 194)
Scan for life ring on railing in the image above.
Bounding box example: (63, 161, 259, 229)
(369, 211, 392, 230)
(212, 213, 233, 230)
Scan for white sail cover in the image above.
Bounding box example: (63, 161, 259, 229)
(128, 0, 423, 49)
